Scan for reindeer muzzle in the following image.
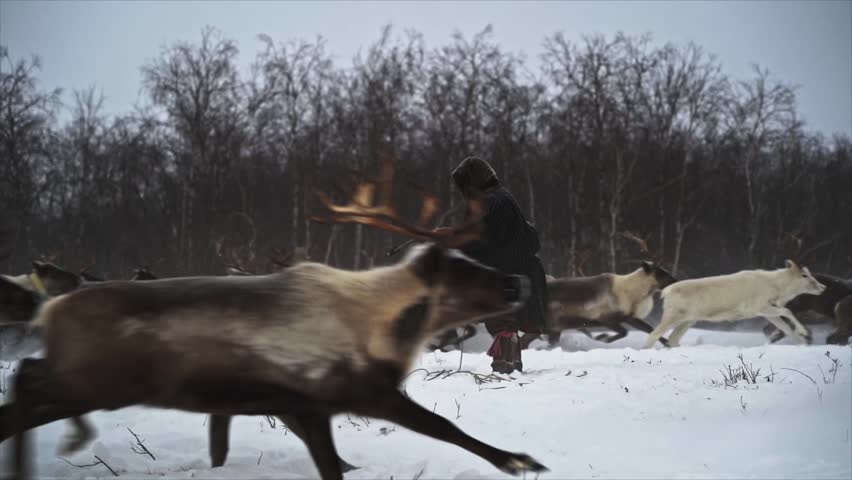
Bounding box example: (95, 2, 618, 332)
(502, 274, 530, 305)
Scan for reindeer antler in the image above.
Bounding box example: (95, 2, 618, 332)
(621, 230, 662, 264)
(267, 247, 293, 271)
(311, 148, 483, 248)
(574, 249, 592, 276)
(781, 231, 827, 267)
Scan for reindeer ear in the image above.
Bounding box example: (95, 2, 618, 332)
(641, 261, 653, 273)
(784, 259, 797, 270)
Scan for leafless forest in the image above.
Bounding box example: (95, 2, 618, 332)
(1, 26, 850, 279)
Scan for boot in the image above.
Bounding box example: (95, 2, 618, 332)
(509, 332, 523, 373)
(488, 331, 515, 374)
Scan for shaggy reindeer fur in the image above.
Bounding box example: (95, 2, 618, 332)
(544, 262, 677, 346)
(4, 244, 546, 480)
(643, 260, 826, 348)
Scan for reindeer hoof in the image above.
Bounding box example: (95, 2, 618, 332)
(803, 333, 813, 345)
(498, 453, 548, 476)
(593, 334, 611, 342)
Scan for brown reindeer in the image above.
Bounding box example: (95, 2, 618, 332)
(829, 295, 852, 344)
(522, 231, 676, 349)
(4, 152, 545, 480)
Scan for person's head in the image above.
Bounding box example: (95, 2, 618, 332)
(451, 156, 499, 198)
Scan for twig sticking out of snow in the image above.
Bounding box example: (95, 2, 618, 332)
(406, 368, 513, 385)
(822, 351, 842, 384)
(127, 427, 156, 460)
(59, 455, 119, 477)
(265, 415, 276, 429)
(779, 367, 817, 385)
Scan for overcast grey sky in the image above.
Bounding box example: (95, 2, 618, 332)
(1, 0, 850, 136)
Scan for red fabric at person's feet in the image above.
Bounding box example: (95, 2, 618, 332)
(487, 330, 517, 357)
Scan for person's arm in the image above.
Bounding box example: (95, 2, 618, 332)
(460, 194, 511, 264)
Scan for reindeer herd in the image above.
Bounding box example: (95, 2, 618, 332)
(0, 154, 850, 480)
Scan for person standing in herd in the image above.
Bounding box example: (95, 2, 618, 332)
(436, 156, 549, 374)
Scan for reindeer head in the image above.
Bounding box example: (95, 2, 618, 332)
(31, 260, 82, 296)
(403, 242, 530, 333)
(622, 231, 678, 289)
(783, 259, 825, 297)
(641, 261, 677, 290)
(214, 212, 260, 275)
(130, 267, 158, 281)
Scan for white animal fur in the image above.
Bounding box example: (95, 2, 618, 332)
(643, 260, 826, 348)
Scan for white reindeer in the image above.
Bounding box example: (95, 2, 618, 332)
(643, 260, 826, 348)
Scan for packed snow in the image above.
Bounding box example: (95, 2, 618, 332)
(0, 327, 849, 480)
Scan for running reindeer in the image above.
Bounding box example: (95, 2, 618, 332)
(643, 258, 826, 348)
(532, 231, 677, 347)
(761, 233, 852, 345)
(3, 150, 546, 480)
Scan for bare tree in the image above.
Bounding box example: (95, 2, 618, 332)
(0, 46, 61, 269)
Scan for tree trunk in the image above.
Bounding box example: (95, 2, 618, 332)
(524, 153, 535, 224)
(353, 224, 363, 270)
(324, 224, 340, 265)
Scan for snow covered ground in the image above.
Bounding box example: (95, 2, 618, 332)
(0, 327, 849, 480)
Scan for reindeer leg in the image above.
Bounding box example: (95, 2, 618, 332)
(763, 313, 804, 344)
(0, 359, 95, 457)
(10, 359, 95, 480)
(767, 308, 811, 344)
(276, 415, 344, 480)
(357, 389, 547, 476)
(278, 414, 357, 473)
(666, 322, 695, 347)
(593, 321, 627, 343)
(643, 311, 678, 349)
(56, 416, 96, 456)
(209, 414, 232, 468)
(623, 317, 669, 347)
(546, 329, 561, 347)
(10, 359, 38, 480)
(459, 325, 477, 343)
(763, 323, 784, 343)
(578, 328, 595, 339)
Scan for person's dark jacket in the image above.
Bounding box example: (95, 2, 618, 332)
(451, 156, 549, 333)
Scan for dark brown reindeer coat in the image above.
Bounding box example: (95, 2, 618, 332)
(5, 244, 546, 480)
(830, 294, 852, 344)
(762, 273, 852, 344)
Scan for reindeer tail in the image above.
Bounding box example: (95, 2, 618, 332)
(0, 275, 43, 324)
